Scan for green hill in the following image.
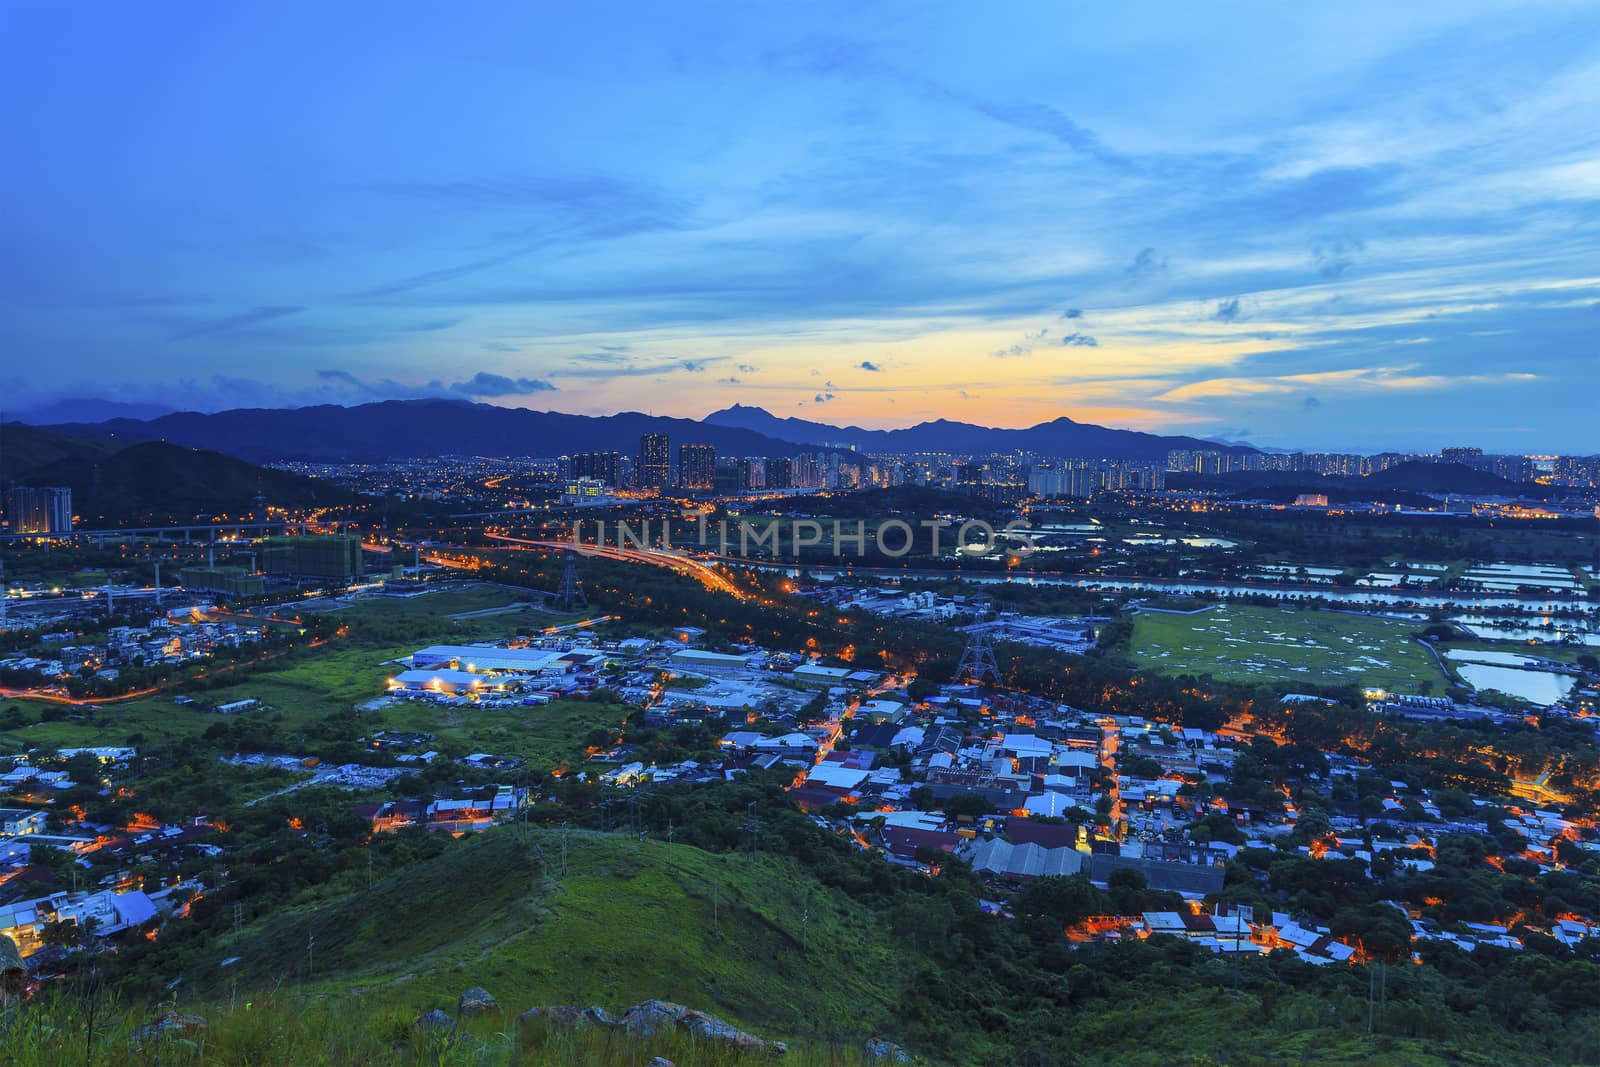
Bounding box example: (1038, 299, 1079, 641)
(9, 815, 1587, 1066)
(176, 828, 906, 1044)
(22, 439, 355, 524)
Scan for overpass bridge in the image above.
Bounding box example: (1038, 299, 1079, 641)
(2, 520, 294, 546)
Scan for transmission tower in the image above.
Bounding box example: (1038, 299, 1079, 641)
(742, 800, 761, 857)
(554, 549, 587, 610)
(956, 627, 1001, 686)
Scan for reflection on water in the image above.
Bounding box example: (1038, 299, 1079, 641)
(1452, 663, 1576, 706)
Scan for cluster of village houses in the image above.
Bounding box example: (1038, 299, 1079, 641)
(0, 609, 268, 688)
(360, 626, 1600, 965)
(3, 617, 1599, 974)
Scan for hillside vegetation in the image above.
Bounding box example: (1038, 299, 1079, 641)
(23, 439, 354, 524)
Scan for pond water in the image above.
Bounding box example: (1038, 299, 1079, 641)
(1452, 663, 1575, 706)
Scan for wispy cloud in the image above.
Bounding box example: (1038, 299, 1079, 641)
(170, 305, 304, 339)
(1127, 248, 1167, 280)
(1156, 365, 1539, 403)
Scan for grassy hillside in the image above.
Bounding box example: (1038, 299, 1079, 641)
(9, 827, 914, 1064)
(7, 819, 1586, 1065)
(168, 828, 907, 1042)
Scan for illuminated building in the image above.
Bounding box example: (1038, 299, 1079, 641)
(677, 442, 715, 489)
(3, 486, 72, 534)
(637, 433, 670, 492)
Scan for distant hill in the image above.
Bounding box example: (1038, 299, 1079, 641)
(38, 399, 859, 465)
(0, 422, 113, 483)
(12, 438, 355, 525)
(9, 397, 176, 425)
(1365, 461, 1545, 497)
(705, 403, 1249, 460)
(34, 399, 1250, 465)
(1167, 461, 1557, 504)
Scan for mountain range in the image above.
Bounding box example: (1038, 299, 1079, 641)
(702, 403, 1242, 459)
(27, 399, 1245, 464)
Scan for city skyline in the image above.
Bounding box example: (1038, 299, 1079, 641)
(3, 2, 1598, 453)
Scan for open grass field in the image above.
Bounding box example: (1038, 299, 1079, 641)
(371, 698, 628, 767)
(1129, 603, 1453, 691)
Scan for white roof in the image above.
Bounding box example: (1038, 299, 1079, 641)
(394, 669, 483, 688)
(670, 649, 753, 666)
(1023, 792, 1076, 818)
(891, 726, 925, 748)
(794, 663, 852, 679)
(1000, 733, 1053, 756)
(1142, 911, 1187, 933)
(806, 764, 870, 790)
(412, 645, 565, 673)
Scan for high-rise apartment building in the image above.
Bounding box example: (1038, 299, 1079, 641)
(571, 451, 622, 486)
(637, 433, 670, 492)
(677, 443, 716, 490)
(3, 486, 73, 534)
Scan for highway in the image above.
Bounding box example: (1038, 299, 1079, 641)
(481, 533, 750, 599)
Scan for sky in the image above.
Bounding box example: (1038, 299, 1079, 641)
(2, 2, 1598, 453)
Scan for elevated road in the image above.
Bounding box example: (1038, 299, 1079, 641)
(481, 534, 748, 599)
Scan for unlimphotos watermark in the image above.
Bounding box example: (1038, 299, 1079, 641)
(567, 516, 1038, 560)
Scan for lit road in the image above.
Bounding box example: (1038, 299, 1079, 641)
(482, 533, 749, 599)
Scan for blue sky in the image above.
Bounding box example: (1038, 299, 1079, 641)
(2, 1, 1597, 452)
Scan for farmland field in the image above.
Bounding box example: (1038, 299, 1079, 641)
(1128, 603, 1453, 691)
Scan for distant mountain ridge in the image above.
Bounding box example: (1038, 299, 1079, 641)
(1167, 461, 1560, 503)
(31, 399, 1249, 464)
(703, 403, 1249, 460)
(35, 399, 842, 465)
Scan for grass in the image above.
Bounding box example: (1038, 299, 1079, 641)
(370, 698, 628, 767)
(110, 828, 913, 1061)
(1441, 638, 1593, 667)
(0, 992, 888, 1066)
(1129, 603, 1454, 692)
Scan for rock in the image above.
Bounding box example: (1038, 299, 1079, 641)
(518, 1005, 585, 1028)
(621, 999, 690, 1037)
(130, 1012, 207, 1050)
(458, 987, 498, 1016)
(680, 1008, 786, 1055)
(523, 1000, 782, 1055)
(866, 1038, 914, 1062)
(415, 1009, 456, 1033)
(582, 1004, 622, 1027)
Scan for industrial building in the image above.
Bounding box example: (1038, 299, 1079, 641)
(258, 534, 363, 582)
(389, 668, 510, 696)
(179, 566, 267, 596)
